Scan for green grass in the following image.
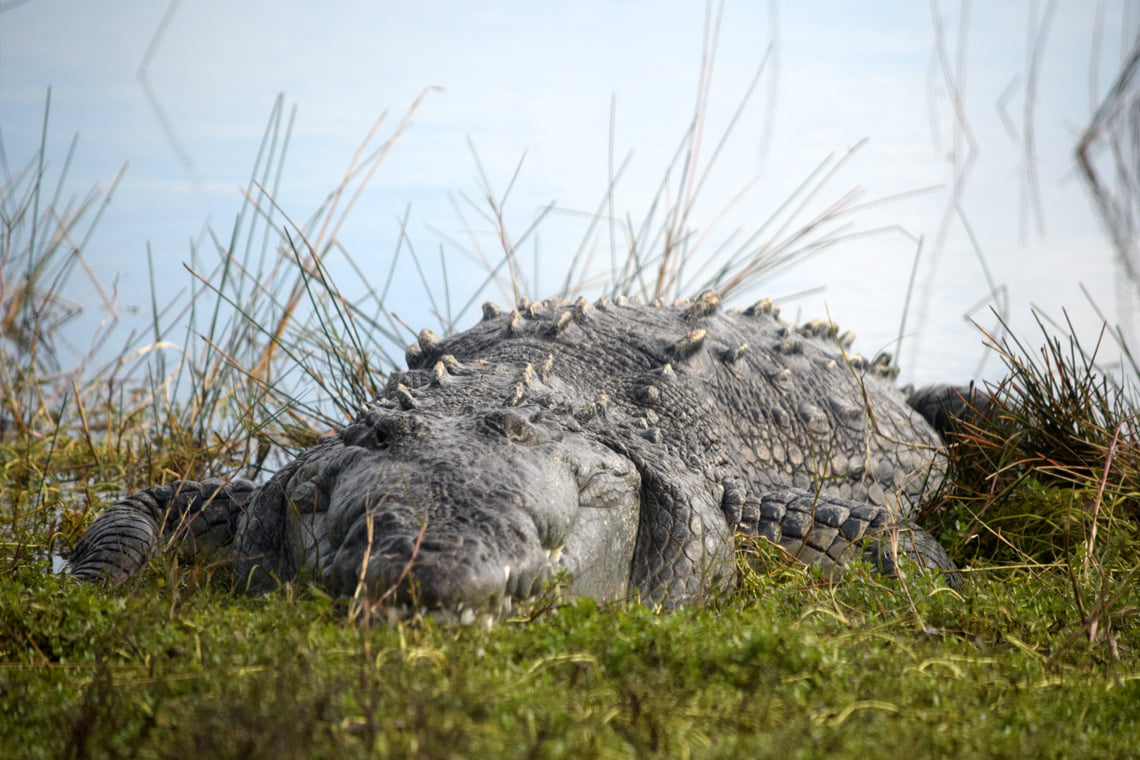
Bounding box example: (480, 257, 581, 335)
(3, 549, 1138, 759)
(5, 43, 1140, 759)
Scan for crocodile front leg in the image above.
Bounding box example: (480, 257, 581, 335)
(68, 478, 258, 584)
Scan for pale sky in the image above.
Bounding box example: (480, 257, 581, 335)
(2, 1, 1137, 384)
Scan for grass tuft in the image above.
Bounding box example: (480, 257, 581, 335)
(926, 310, 1140, 666)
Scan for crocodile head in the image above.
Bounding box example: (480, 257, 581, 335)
(241, 403, 642, 621)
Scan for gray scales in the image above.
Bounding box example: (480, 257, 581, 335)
(68, 291, 980, 622)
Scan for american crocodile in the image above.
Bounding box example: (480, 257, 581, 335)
(69, 292, 974, 620)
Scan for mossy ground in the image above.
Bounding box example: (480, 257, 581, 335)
(4, 473, 1139, 759)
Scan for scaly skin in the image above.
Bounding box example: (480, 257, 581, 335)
(70, 292, 973, 617)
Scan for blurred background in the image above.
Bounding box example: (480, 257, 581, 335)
(2, 0, 1138, 387)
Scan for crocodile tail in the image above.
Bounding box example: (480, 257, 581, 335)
(68, 478, 258, 584)
(907, 382, 996, 437)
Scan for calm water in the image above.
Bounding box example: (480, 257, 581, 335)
(3, 1, 1136, 391)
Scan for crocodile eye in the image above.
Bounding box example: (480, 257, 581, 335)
(375, 414, 417, 439)
(343, 412, 418, 449)
(483, 410, 537, 444)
